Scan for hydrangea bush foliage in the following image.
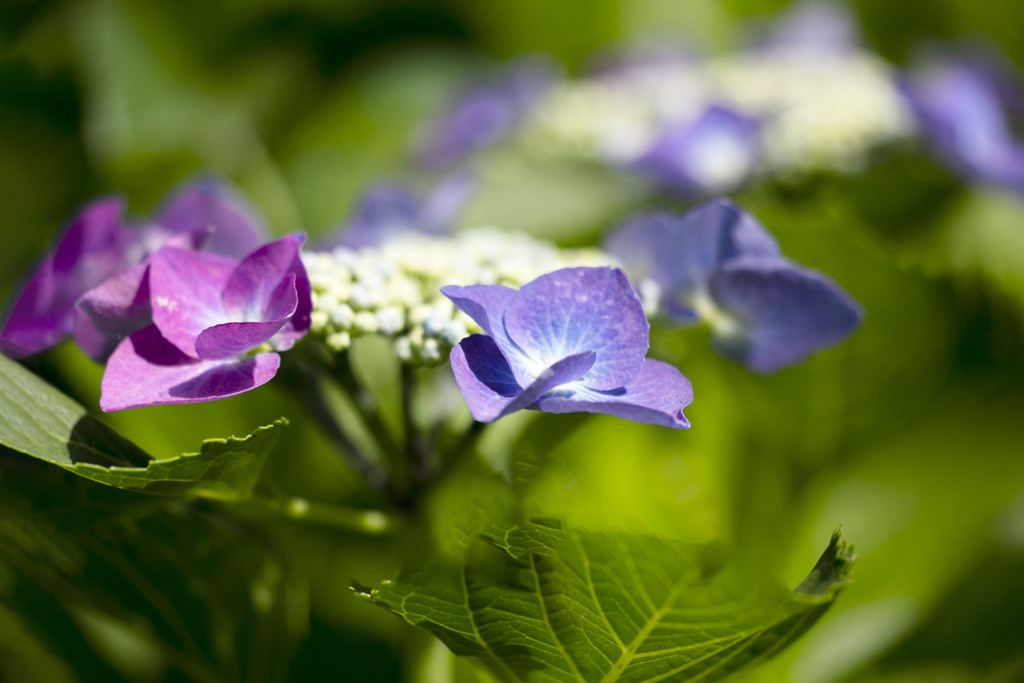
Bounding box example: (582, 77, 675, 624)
(5, 2, 1022, 681)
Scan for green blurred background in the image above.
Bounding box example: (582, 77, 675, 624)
(2, 1, 1024, 681)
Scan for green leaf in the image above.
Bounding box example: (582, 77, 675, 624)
(68, 419, 285, 499)
(0, 353, 282, 498)
(355, 519, 854, 683)
(0, 353, 149, 469)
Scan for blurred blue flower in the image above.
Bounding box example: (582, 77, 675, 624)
(750, 1, 862, 55)
(320, 171, 476, 250)
(442, 267, 692, 428)
(417, 55, 560, 168)
(606, 199, 862, 373)
(629, 105, 762, 196)
(901, 51, 1024, 191)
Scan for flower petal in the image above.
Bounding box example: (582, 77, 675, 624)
(149, 247, 238, 357)
(222, 234, 305, 321)
(503, 267, 648, 391)
(156, 178, 265, 257)
(441, 283, 518, 339)
(74, 263, 152, 362)
(100, 325, 280, 411)
(709, 259, 863, 373)
(194, 276, 297, 359)
(450, 334, 596, 422)
(418, 56, 559, 168)
(605, 200, 781, 321)
(629, 106, 761, 196)
(1, 197, 127, 357)
(536, 358, 693, 429)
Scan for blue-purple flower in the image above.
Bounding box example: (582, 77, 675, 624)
(417, 56, 559, 169)
(900, 51, 1024, 192)
(320, 171, 476, 250)
(1, 178, 265, 360)
(750, 1, 861, 55)
(442, 267, 692, 428)
(100, 235, 311, 411)
(606, 199, 862, 373)
(629, 106, 761, 196)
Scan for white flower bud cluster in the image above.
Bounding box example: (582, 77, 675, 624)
(303, 228, 614, 366)
(519, 47, 915, 178)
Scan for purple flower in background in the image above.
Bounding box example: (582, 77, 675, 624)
(606, 199, 862, 373)
(1, 177, 265, 360)
(629, 106, 761, 196)
(750, 1, 861, 55)
(75, 178, 266, 362)
(442, 267, 692, 428)
(320, 171, 476, 250)
(417, 55, 560, 169)
(100, 234, 311, 411)
(900, 51, 1024, 192)
(0, 198, 129, 358)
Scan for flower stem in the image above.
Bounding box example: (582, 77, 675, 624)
(332, 352, 411, 500)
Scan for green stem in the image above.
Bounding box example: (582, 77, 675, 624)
(332, 352, 411, 501)
(227, 496, 396, 535)
(278, 357, 388, 492)
(401, 363, 429, 483)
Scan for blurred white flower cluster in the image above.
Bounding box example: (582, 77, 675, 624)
(520, 46, 914, 178)
(303, 227, 613, 365)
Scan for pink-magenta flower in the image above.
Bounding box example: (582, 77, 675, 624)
(99, 235, 311, 411)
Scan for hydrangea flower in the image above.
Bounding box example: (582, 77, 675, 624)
(606, 199, 862, 373)
(417, 55, 559, 168)
(629, 106, 761, 196)
(304, 227, 613, 365)
(0, 178, 264, 360)
(99, 235, 311, 411)
(900, 51, 1024, 192)
(441, 267, 692, 428)
(74, 179, 266, 363)
(319, 172, 476, 250)
(0, 198, 129, 358)
(751, 1, 861, 56)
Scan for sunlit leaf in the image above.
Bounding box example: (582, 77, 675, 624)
(0, 353, 282, 498)
(356, 519, 853, 682)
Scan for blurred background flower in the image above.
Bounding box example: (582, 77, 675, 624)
(2, 1, 1024, 681)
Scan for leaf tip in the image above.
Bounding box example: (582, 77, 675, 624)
(794, 524, 856, 597)
(349, 579, 375, 600)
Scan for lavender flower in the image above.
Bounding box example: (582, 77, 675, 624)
(0, 198, 129, 358)
(606, 199, 862, 373)
(629, 106, 762, 196)
(320, 171, 476, 250)
(417, 56, 559, 168)
(751, 1, 861, 56)
(74, 179, 266, 362)
(442, 267, 692, 428)
(0, 178, 265, 361)
(900, 52, 1024, 192)
(99, 235, 311, 411)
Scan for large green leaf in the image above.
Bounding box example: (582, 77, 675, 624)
(356, 519, 854, 682)
(0, 353, 282, 498)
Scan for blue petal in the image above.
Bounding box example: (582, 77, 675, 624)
(503, 267, 648, 391)
(450, 334, 595, 422)
(417, 55, 559, 168)
(709, 259, 863, 373)
(629, 106, 761, 196)
(605, 200, 780, 321)
(536, 359, 692, 429)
